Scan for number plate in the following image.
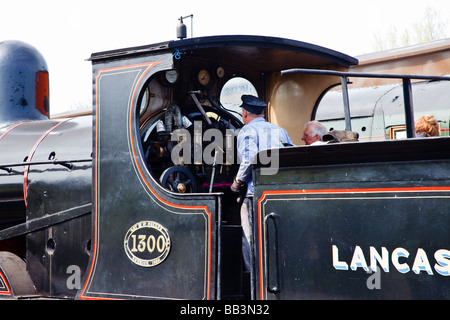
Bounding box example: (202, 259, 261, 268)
(124, 221, 171, 267)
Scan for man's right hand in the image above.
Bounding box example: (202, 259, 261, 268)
(230, 177, 245, 193)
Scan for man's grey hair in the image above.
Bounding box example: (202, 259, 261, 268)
(305, 120, 328, 138)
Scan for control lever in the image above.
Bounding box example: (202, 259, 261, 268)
(189, 91, 212, 126)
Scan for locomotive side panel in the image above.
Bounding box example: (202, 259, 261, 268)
(79, 56, 218, 300)
(254, 138, 450, 299)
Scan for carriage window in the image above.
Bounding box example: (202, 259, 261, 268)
(220, 77, 257, 120)
(316, 84, 401, 141)
(316, 80, 450, 141)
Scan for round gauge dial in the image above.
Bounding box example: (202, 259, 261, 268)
(198, 69, 210, 86)
(216, 66, 225, 78)
(165, 70, 179, 84)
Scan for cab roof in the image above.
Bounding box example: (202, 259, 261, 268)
(90, 35, 358, 70)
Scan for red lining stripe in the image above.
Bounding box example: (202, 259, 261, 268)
(22, 120, 70, 206)
(0, 122, 30, 142)
(0, 270, 12, 296)
(81, 61, 212, 300)
(257, 186, 450, 299)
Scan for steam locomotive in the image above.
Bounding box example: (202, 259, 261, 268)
(1, 31, 449, 300)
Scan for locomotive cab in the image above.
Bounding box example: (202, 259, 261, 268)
(78, 35, 358, 300)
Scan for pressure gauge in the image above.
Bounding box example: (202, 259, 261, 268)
(216, 66, 225, 78)
(198, 69, 210, 86)
(165, 69, 179, 84)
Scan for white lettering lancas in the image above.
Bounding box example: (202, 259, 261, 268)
(332, 245, 450, 276)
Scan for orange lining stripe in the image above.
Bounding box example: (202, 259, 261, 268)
(0, 121, 31, 142)
(81, 60, 212, 300)
(127, 62, 212, 300)
(22, 119, 70, 206)
(0, 270, 11, 295)
(80, 63, 156, 300)
(259, 186, 450, 198)
(257, 186, 450, 299)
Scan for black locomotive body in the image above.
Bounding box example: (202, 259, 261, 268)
(0, 35, 449, 300)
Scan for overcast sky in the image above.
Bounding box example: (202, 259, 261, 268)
(2, 0, 450, 115)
